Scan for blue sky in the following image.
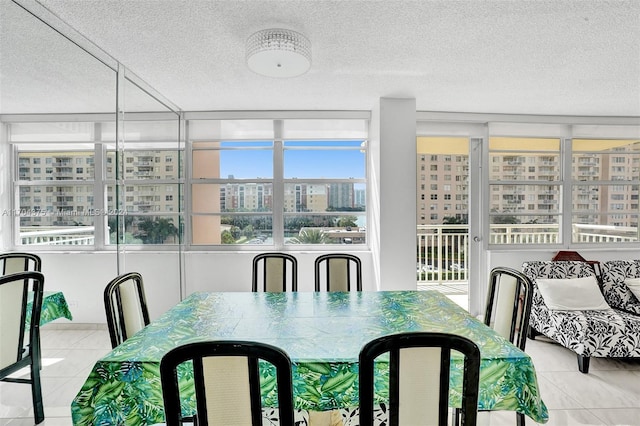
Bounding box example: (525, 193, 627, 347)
(219, 140, 366, 179)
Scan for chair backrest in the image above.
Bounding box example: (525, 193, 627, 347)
(484, 266, 534, 350)
(160, 340, 294, 426)
(252, 253, 298, 292)
(314, 253, 362, 291)
(0, 271, 45, 424)
(0, 252, 41, 276)
(0, 271, 44, 372)
(103, 272, 150, 348)
(359, 332, 480, 426)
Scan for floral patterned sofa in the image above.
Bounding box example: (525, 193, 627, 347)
(600, 260, 640, 315)
(522, 260, 640, 374)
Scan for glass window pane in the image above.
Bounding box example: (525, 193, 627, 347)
(284, 214, 366, 245)
(489, 215, 560, 245)
(572, 214, 639, 243)
(572, 139, 640, 182)
(191, 214, 272, 245)
(107, 214, 180, 245)
(18, 151, 94, 181)
(17, 184, 95, 246)
(283, 182, 365, 213)
(571, 139, 639, 244)
(489, 184, 561, 214)
(284, 141, 365, 179)
(489, 138, 560, 181)
(106, 149, 181, 180)
(192, 142, 273, 179)
(107, 184, 181, 213)
(191, 183, 273, 213)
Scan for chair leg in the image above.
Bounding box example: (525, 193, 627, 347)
(30, 362, 44, 424)
(526, 325, 539, 340)
(577, 354, 590, 374)
(453, 407, 461, 426)
(517, 411, 526, 426)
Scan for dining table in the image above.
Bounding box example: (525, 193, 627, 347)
(71, 290, 548, 425)
(27, 290, 73, 327)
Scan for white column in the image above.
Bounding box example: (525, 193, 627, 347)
(372, 98, 417, 290)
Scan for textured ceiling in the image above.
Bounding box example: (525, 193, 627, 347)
(1, 0, 639, 116)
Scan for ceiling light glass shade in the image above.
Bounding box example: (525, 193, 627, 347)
(246, 28, 311, 78)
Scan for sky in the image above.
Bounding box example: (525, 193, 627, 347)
(219, 140, 366, 179)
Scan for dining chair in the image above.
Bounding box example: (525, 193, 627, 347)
(314, 253, 362, 291)
(252, 252, 298, 292)
(103, 272, 150, 349)
(0, 252, 42, 275)
(160, 340, 295, 426)
(359, 331, 480, 426)
(0, 271, 46, 424)
(455, 266, 534, 426)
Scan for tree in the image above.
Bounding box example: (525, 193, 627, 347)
(221, 230, 235, 244)
(135, 217, 179, 244)
(337, 216, 358, 228)
(243, 224, 255, 238)
(443, 216, 467, 225)
(289, 228, 330, 244)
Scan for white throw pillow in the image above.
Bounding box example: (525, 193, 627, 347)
(536, 276, 610, 311)
(624, 277, 640, 301)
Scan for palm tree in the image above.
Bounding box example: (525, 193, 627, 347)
(136, 217, 179, 244)
(289, 228, 330, 244)
(337, 216, 358, 228)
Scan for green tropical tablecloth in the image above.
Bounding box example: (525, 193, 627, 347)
(71, 290, 548, 425)
(26, 291, 73, 326)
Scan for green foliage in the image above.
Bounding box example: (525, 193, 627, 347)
(230, 226, 241, 240)
(221, 230, 235, 244)
(135, 217, 179, 244)
(289, 228, 330, 244)
(443, 216, 467, 225)
(242, 224, 255, 238)
(336, 216, 358, 227)
(109, 232, 143, 245)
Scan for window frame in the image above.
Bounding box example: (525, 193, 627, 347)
(8, 113, 369, 252)
(186, 118, 369, 250)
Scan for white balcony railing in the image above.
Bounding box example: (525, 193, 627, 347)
(417, 223, 638, 286)
(20, 226, 95, 245)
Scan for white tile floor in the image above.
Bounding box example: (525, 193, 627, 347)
(2, 323, 640, 425)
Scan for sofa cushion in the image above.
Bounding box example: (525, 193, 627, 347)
(601, 260, 640, 315)
(536, 276, 610, 311)
(625, 278, 640, 301)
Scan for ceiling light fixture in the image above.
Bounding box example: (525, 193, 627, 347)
(246, 28, 311, 78)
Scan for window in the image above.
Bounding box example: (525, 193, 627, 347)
(489, 135, 640, 246)
(572, 139, 640, 243)
(15, 147, 96, 246)
(489, 137, 561, 245)
(10, 119, 182, 248)
(188, 118, 368, 246)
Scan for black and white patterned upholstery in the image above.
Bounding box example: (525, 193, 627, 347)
(522, 260, 640, 373)
(601, 260, 640, 315)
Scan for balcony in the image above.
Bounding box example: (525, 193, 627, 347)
(417, 222, 637, 294)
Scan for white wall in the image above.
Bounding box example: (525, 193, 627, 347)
(376, 98, 417, 290)
(37, 250, 374, 323)
(38, 251, 181, 323)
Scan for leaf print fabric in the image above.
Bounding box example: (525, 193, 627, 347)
(71, 290, 548, 425)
